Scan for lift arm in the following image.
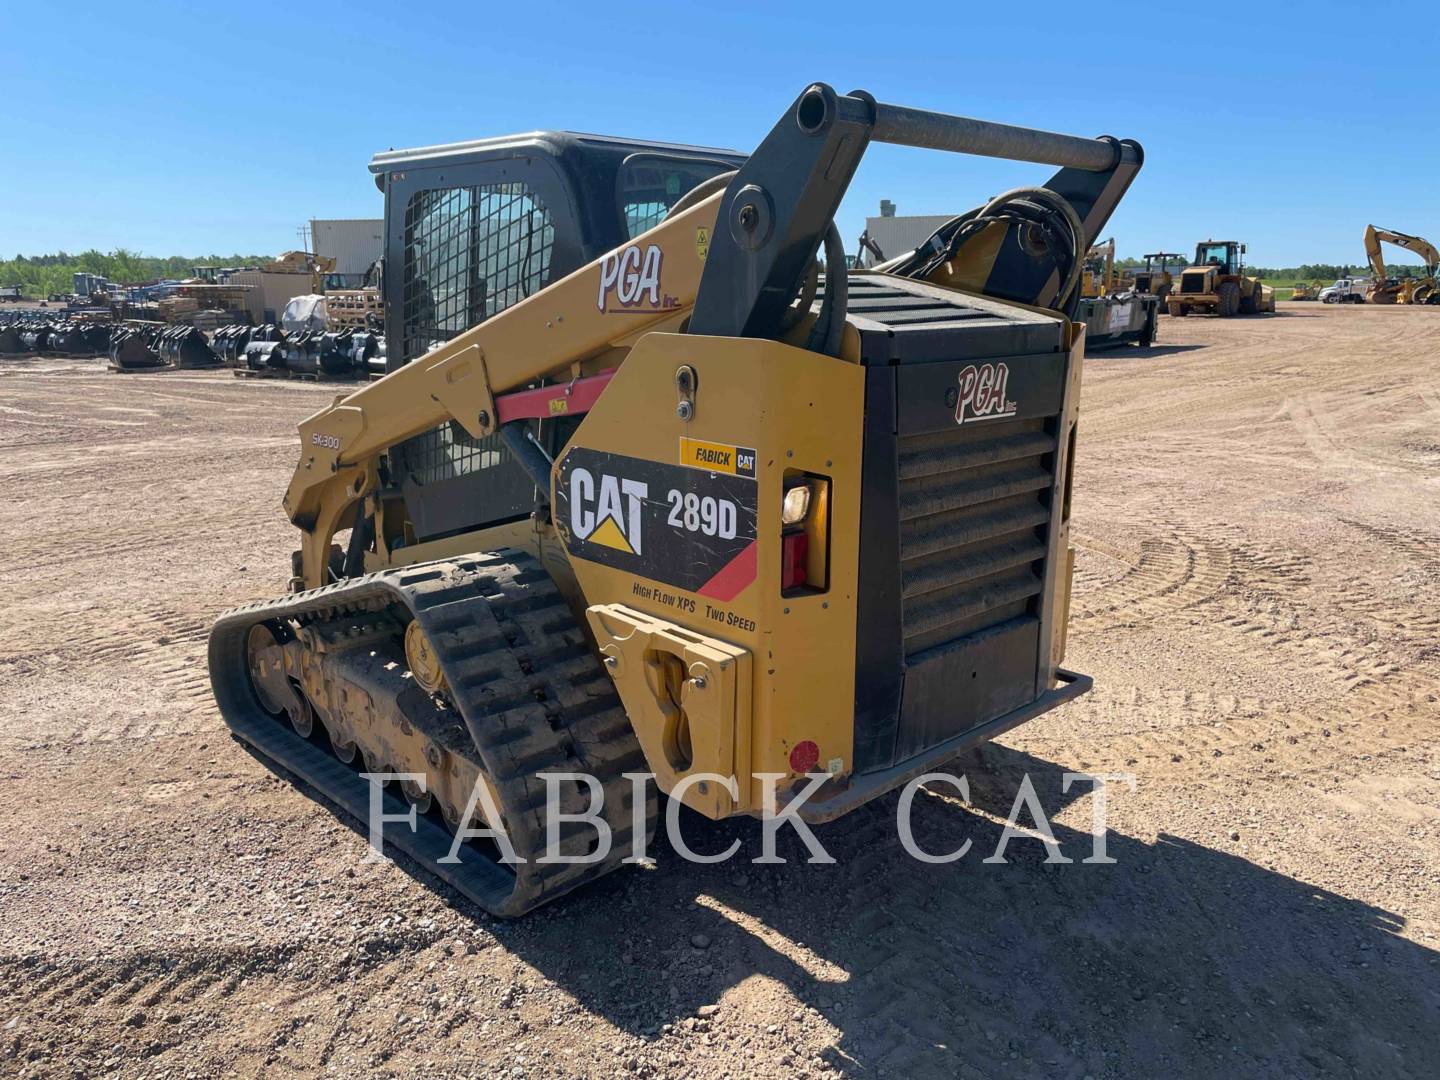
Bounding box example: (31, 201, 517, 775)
(285, 83, 1142, 588)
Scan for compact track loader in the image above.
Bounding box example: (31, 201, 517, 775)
(209, 84, 1143, 915)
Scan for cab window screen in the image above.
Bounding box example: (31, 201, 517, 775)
(619, 156, 731, 239)
(395, 181, 556, 535)
(401, 182, 555, 362)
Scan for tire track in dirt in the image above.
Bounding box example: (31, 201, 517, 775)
(0, 930, 449, 1074)
(1058, 500, 1440, 787)
(0, 510, 273, 579)
(0, 603, 216, 749)
(1023, 668, 1440, 785)
(1069, 528, 1233, 631)
(1338, 519, 1440, 574)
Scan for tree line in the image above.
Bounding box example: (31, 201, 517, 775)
(0, 249, 273, 299)
(1117, 256, 1428, 280)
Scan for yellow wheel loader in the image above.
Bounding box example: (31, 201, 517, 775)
(1290, 281, 1318, 301)
(1166, 240, 1272, 316)
(208, 84, 1143, 916)
(1133, 251, 1184, 306)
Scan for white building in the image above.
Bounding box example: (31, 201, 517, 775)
(310, 219, 384, 279)
(861, 203, 953, 267)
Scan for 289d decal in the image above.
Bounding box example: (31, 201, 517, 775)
(666, 490, 738, 540)
(556, 448, 758, 599)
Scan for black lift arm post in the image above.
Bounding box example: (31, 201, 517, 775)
(688, 83, 1143, 340)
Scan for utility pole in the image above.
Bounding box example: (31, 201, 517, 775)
(296, 224, 311, 252)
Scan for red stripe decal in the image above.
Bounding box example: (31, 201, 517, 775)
(696, 540, 758, 602)
(495, 369, 616, 424)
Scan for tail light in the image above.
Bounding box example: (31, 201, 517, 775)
(780, 473, 829, 596)
(781, 531, 809, 591)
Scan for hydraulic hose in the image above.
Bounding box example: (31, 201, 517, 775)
(894, 186, 1086, 314)
(664, 171, 737, 220)
(980, 186, 1087, 311)
(667, 172, 844, 355)
(805, 223, 848, 358)
(778, 259, 819, 333)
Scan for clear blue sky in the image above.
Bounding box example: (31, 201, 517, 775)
(2, 2, 1436, 266)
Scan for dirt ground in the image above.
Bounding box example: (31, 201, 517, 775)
(1, 303, 1438, 1079)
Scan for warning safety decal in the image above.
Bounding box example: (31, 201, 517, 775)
(556, 447, 759, 598)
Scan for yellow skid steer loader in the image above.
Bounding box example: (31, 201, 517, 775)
(209, 84, 1143, 915)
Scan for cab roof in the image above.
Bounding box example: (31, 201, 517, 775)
(369, 130, 745, 174)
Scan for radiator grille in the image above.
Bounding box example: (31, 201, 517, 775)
(1180, 271, 1208, 294)
(897, 418, 1056, 656)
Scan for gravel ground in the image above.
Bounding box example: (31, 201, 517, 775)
(1, 303, 1437, 1078)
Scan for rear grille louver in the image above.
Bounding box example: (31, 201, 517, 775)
(1180, 271, 1207, 294)
(896, 420, 1056, 657)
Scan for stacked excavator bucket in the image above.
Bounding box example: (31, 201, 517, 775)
(210, 323, 282, 366)
(108, 324, 166, 370)
(49, 322, 113, 356)
(232, 326, 377, 379)
(109, 324, 223, 371)
(210, 323, 254, 365)
(238, 337, 287, 375)
(0, 318, 113, 357)
(0, 312, 381, 376)
(4, 319, 49, 355)
(19, 322, 53, 354)
(0, 321, 31, 354)
(156, 326, 219, 368)
(278, 328, 379, 378)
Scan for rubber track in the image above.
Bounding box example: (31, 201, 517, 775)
(208, 551, 655, 917)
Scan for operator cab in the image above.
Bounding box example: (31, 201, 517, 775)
(1194, 240, 1243, 275)
(365, 133, 746, 546)
(369, 133, 745, 373)
(1134, 251, 1183, 293)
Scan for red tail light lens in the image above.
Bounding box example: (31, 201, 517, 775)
(781, 532, 809, 591)
(780, 473, 829, 597)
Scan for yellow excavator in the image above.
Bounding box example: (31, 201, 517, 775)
(208, 84, 1143, 915)
(1364, 225, 1440, 304)
(1081, 238, 1117, 297)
